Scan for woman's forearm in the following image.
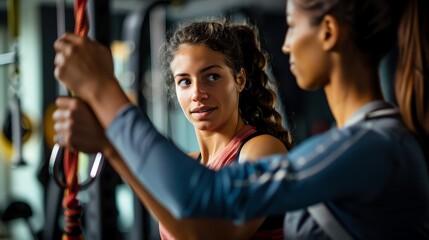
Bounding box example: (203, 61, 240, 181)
(102, 142, 263, 240)
(86, 79, 131, 129)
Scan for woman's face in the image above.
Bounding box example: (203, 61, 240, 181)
(170, 44, 244, 131)
(282, 0, 330, 90)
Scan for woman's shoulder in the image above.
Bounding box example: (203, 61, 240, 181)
(238, 134, 288, 163)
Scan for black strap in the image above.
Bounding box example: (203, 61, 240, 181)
(196, 131, 284, 232)
(233, 132, 263, 163)
(235, 131, 286, 232)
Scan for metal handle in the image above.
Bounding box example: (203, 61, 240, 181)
(49, 143, 104, 189)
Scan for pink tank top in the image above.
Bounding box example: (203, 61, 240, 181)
(159, 125, 258, 239)
(206, 125, 257, 170)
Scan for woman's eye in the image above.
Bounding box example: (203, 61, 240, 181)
(286, 19, 294, 32)
(177, 79, 191, 87)
(206, 74, 220, 82)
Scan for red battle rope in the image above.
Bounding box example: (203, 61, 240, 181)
(62, 0, 88, 239)
(74, 0, 89, 37)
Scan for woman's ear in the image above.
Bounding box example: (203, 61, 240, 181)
(237, 68, 247, 92)
(319, 15, 339, 51)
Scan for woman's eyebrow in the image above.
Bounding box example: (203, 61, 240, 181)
(174, 64, 222, 78)
(174, 64, 223, 78)
(200, 64, 223, 73)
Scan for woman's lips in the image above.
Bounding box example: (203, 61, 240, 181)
(191, 107, 216, 119)
(289, 62, 295, 73)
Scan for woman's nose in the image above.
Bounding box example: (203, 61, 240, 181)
(191, 82, 208, 101)
(282, 30, 291, 55)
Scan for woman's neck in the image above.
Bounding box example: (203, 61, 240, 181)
(196, 117, 245, 165)
(325, 54, 384, 128)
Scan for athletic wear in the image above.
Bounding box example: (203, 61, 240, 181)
(107, 101, 429, 239)
(205, 125, 258, 170)
(159, 125, 283, 239)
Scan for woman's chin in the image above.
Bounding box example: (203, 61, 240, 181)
(295, 76, 324, 91)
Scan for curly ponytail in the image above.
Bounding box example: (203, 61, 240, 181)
(231, 24, 292, 149)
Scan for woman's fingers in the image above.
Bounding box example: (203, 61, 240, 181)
(52, 97, 108, 153)
(53, 33, 115, 101)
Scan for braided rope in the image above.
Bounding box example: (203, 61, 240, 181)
(62, 1, 88, 239)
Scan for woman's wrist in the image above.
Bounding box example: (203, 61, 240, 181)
(86, 77, 131, 128)
(101, 139, 121, 162)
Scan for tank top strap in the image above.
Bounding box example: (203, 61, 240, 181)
(233, 132, 263, 163)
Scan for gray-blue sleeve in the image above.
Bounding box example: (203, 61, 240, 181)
(106, 105, 393, 222)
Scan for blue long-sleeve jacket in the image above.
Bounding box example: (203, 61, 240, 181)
(106, 101, 429, 239)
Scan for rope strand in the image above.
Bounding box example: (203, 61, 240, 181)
(62, 0, 88, 239)
(74, 0, 89, 37)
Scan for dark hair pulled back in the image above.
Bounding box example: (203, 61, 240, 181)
(292, 0, 428, 155)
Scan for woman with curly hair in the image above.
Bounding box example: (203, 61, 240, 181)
(157, 19, 291, 239)
(53, 19, 291, 239)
